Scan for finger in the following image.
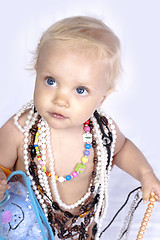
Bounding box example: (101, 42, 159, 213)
(142, 191, 151, 204)
(0, 183, 10, 191)
(154, 194, 160, 202)
(0, 179, 7, 185)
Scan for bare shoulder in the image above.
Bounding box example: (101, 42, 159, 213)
(110, 119, 126, 156)
(0, 109, 30, 169)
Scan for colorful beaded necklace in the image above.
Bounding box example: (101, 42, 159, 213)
(14, 102, 116, 239)
(34, 119, 92, 182)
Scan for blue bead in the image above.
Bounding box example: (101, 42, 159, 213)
(66, 175, 71, 181)
(85, 143, 91, 149)
(84, 150, 90, 156)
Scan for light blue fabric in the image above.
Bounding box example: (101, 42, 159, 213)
(0, 171, 54, 240)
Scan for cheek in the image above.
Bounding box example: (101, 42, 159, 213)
(34, 82, 46, 102)
(33, 85, 45, 112)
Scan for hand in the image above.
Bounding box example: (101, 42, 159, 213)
(140, 171, 160, 203)
(0, 168, 10, 201)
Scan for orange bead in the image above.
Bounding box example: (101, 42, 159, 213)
(80, 211, 89, 218)
(139, 230, 144, 235)
(144, 212, 151, 218)
(149, 197, 156, 203)
(140, 225, 146, 231)
(137, 235, 143, 239)
(150, 192, 155, 197)
(148, 203, 154, 209)
(142, 221, 148, 227)
(143, 217, 149, 222)
(146, 208, 152, 213)
(38, 185, 44, 194)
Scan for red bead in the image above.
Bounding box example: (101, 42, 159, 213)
(84, 120, 90, 125)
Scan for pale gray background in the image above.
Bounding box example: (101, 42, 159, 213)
(0, 0, 160, 239)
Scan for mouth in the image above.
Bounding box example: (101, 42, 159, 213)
(48, 112, 67, 120)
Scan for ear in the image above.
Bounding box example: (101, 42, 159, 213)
(98, 88, 114, 107)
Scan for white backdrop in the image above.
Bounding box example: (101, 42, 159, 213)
(0, 0, 160, 239)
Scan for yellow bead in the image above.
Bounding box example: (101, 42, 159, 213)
(55, 175, 58, 180)
(82, 157, 88, 163)
(42, 166, 46, 172)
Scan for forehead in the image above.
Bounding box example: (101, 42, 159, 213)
(38, 44, 107, 76)
(37, 40, 106, 64)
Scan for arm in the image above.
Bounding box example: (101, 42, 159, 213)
(0, 116, 20, 169)
(0, 116, 23, 200)
(113, 123, 160, 202)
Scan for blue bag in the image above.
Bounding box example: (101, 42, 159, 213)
(0, 171, 54, 240)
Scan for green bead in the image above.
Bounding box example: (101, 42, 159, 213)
(75, 163, 86, 173)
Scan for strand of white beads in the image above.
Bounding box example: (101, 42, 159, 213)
(37, 119, 52, 200)
(46, 119, 93, 210)
(14, 100, 34, 133)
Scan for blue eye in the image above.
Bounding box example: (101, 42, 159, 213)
(76, 87, 88, 96)
(46, 77, 56, 86)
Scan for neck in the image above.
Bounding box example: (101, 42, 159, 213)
(50, 124, 84, 138)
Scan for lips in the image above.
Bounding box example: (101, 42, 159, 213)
(49, 112, 66, 119)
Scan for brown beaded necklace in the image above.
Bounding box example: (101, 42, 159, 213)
(28, 116, 100, 239)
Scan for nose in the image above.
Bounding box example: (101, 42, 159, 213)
(53, 90, 70, 108)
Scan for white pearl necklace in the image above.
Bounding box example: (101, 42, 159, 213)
(14, 102, 49, 216)
(43, 118, 92, 210)
(14, 102, 117, 239)
(14, 100, 36, 133)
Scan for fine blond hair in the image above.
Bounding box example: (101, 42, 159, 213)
(34, 16, 122, 89)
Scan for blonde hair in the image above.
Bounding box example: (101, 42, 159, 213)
(34, 16, 122, 89)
